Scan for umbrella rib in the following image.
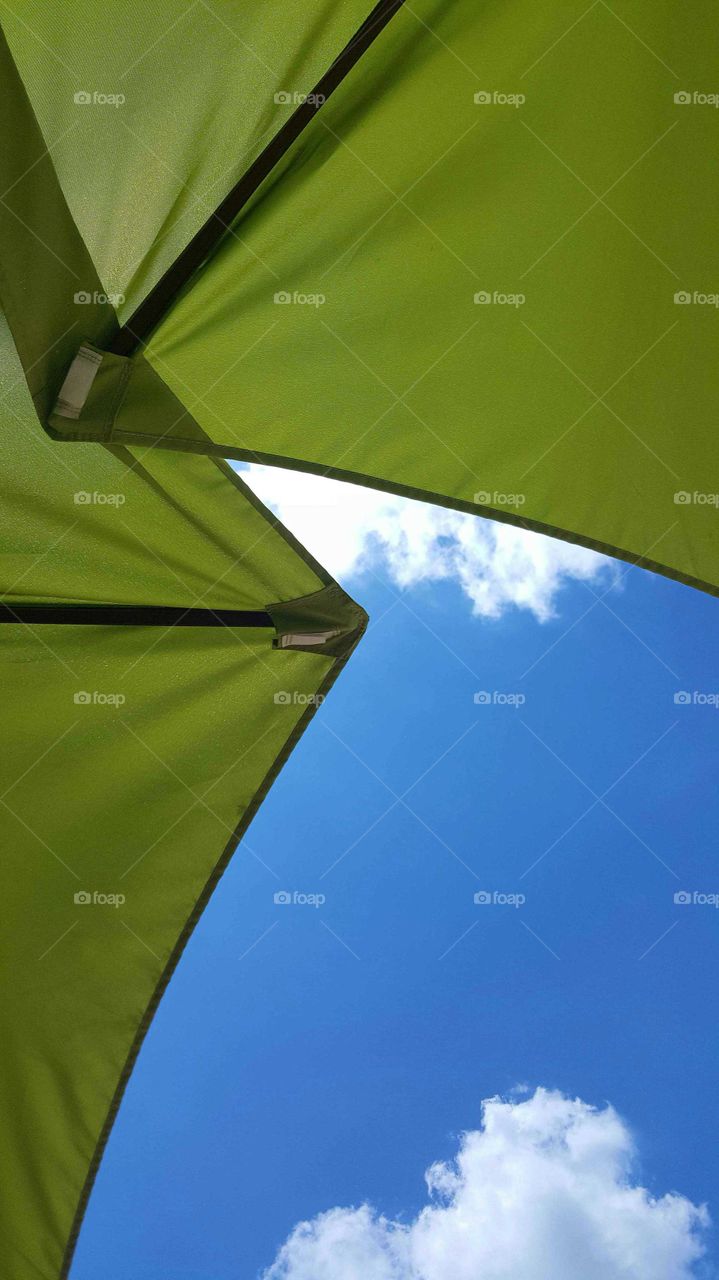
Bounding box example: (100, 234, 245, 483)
(0, 604, 274, 627)
(109, 0, 407, 358)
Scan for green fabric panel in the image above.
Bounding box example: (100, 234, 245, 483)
(46, 343, 208, 448)
(1, 1, 373, 315)
(0, 312, 365, 1279)
(268, 582, 368, 658)
(0, 621, 334, 1280)
(46, 343, 223, 452)
(0, 316, 328, 611)
(140, 0, 719, 595)
(0, 30, 117, 417)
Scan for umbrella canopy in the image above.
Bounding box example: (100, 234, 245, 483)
(1, 3, 716, 1278)
(1, 20, 365, 1276)
(5, 2, 716, 596)
(0, 309, 365, 1280)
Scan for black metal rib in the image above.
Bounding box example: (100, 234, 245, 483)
(0, 604, 273, 627)
(109, 0, 407, 358)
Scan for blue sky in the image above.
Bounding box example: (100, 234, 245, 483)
(72, 474, 719, 1279)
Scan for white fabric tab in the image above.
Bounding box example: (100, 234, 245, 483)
(276, 630, 340, 649)
(53, 345, 103, 420)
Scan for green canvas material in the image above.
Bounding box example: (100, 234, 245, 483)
(0, 17, 366, 1277)
(0, 308, 366, 1280)
(0, 29, 117, 420)
(33, 1, 719, 597)
(1, 3, 717, 1277)
(1, 1, 372, 315)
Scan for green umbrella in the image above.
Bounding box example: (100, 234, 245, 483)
(1, 3, 715, 1277)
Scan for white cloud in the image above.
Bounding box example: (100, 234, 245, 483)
(239, 466, 611, 621)
(261, 1089, 710, 1280)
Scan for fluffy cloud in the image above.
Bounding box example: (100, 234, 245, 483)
(239, 466, 611, 622)
(262, 1089, 709, 1280)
